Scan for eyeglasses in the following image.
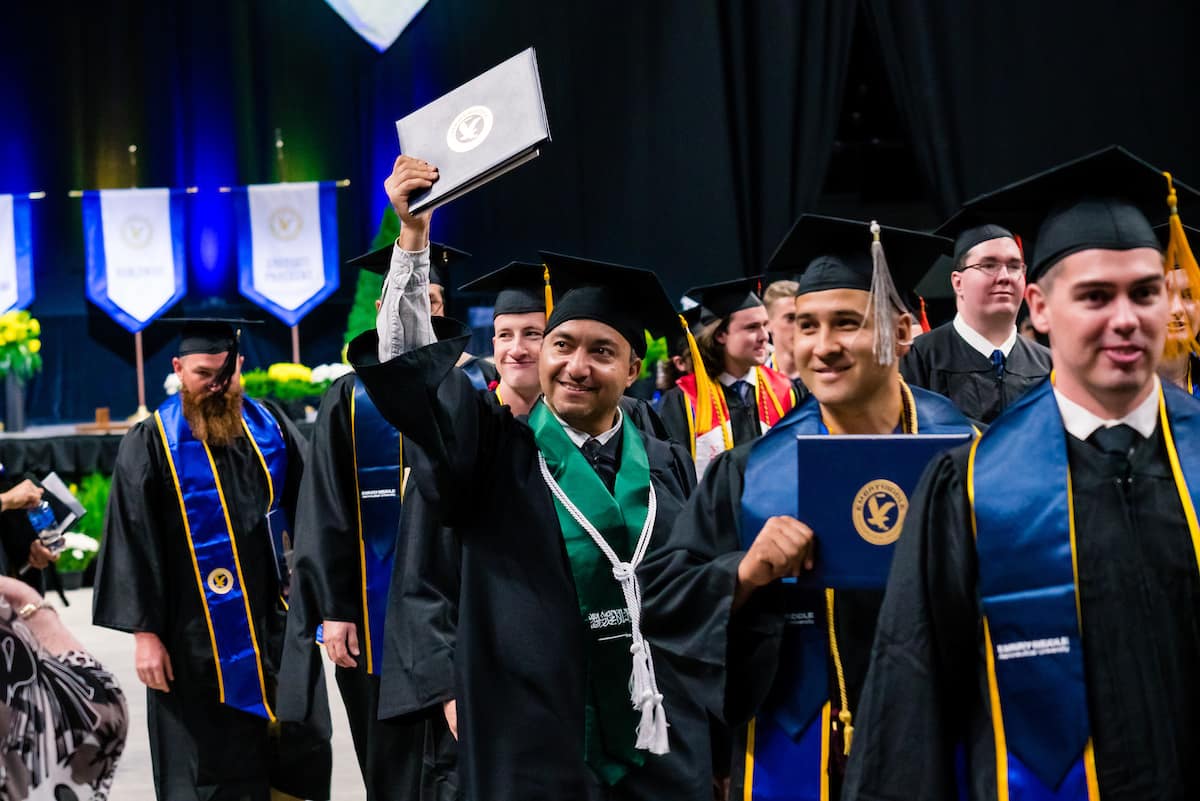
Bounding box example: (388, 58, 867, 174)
(962, 260, 1027, 277)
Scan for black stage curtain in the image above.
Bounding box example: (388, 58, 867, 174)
(863, 0, 1200, 216)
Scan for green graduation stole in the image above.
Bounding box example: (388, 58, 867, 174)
(528, 400, 668, 786)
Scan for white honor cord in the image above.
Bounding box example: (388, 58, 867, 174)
(537, 452, 671, 755)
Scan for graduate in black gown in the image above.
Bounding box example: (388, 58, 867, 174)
(901, 222, 1051, 423)
(844, 147, 1200, 801)
(640, 215, 969, 801)
(92, 319, 331, 801)
(659, 278, 803, 476)
(347, 153, 713, 801)
(279, 368, 438, 801)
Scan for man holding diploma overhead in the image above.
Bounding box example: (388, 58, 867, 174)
(347, 155, 715, 801)
(638, 215, 974, 801)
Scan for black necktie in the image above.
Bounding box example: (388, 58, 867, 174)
(581, 437, 619, 493)
(732, 380, 754, 406)
(1087, 424, 1140, 459)
(990, 349, 1006, 382)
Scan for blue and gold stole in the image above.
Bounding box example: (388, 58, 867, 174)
(155, 393, 289, 720)
(351, 378, 403, 675)
(970, 378, 1200, 800)
(738, 382, 973, 801)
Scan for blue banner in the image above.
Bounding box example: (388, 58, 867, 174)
(82, 188, 187, 333)
(234, 181, 340, 327)
(0, 194, 35, 312)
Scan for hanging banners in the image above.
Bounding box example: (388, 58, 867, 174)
(82, 188, 187, 333)
(234, 181, 340, 327)
(0, 194, 34, 313)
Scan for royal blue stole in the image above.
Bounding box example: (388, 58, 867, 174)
(738, 384, 973, 800)
(155, 394, 290, 720)
(351, 378, 403, 675)
(461, 359, 490, 391)
(970, 378, 1200, 800)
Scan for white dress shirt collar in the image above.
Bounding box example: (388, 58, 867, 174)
(953, 313, 1018, 359)
(718, 368, 756, 387)
(550, 405, 624, 448)
(1053, 377, 1160, 441)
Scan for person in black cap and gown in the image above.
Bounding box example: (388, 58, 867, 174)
(640, 215, 970, 801)
(93, 318, 332, 801)
(346, 154, 715, 801)
(901, 221, 1051, 423)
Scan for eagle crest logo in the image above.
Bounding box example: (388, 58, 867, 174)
(852, 480, 908, 545)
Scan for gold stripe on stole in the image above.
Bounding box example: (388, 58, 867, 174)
(155, 412, 227, 704)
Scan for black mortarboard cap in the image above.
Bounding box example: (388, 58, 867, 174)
(347, 241, 472, 285)
(767, 214, 952, 296)
(685, 276, 763, 320)
(538, 251, 678, 357)
(933, 213, 1019, 266)
(161, 317, 263, 388)
(458, 261, 546, 318)
(958, 145, 1199, 282)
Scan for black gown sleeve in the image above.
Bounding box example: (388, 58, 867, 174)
(842, 448, 995, 801)
(348, 321, 504, 525)
(639, 445, 782, 725)
(380, 458, 461, 718)
(92, 422, 168, 635)
(657, 385, 693, 450)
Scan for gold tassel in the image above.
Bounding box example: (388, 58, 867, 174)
(1164, 172, 1200, 357)
(839, 709, 854, 756)
(543, 264, 554, 320)
(680, 314, 717, 432)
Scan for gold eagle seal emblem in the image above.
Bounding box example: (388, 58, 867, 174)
(851, 480, 908, 545)
(206, 567, 235, 595)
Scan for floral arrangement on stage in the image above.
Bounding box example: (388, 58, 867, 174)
(163, 362, 353, 403)
(242, 362, 353, 403)
(0, 310, 43, 382)
(57, 472, 112, 577)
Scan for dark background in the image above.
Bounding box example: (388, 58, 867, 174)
(1, 0, 1197, 422)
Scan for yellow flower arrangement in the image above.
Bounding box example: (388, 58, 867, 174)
(0, 310, 44, 382)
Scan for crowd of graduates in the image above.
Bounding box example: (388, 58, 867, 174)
(89, 144, 1200, 801)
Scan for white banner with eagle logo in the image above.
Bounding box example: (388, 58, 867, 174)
(82, 188, 187, 333)
(234, 181, 340, 327)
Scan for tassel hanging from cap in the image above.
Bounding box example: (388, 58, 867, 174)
(679, 314, 716, 435)
(868, 221, 905, 366)
(918, 296, 931, 334)
(543, 264, 554, 320)
(1164, 172, 1200, 357)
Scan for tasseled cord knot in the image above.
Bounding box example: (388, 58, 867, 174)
(868, 220, 905, 366)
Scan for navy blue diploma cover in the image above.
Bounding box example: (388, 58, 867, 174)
(793, 434, 970, 589)
(397, 47, 551, 214)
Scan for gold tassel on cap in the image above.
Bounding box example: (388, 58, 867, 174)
(543, 264, 554, 320)
(1164, 172, 1200, 358)
(680, 314, 716, 432)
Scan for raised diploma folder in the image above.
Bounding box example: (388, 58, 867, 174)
(397, 47, 551, 214)
(792, 433, 971, 589)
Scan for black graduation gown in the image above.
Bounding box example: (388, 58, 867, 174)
(349, 323, 713, 801)
(378, 390, 672, 722)
(900, 322, 1051, 423)
(638, 443, 882, 800)
(843, 427, 1200, 801)
(278, 373, 431, 801)
(93, 399, 332, 801)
